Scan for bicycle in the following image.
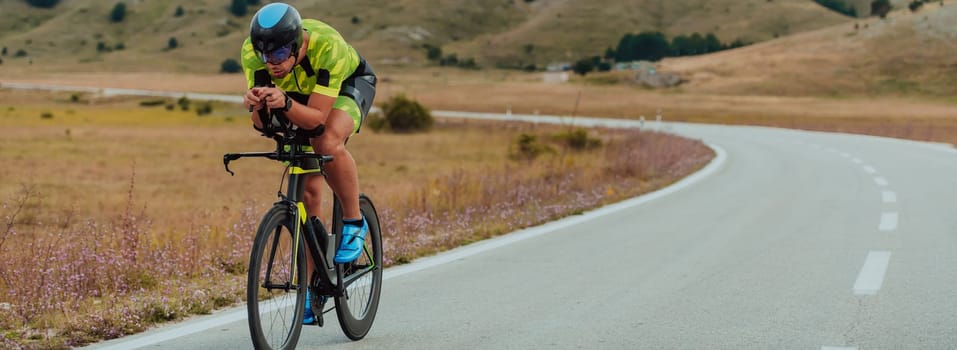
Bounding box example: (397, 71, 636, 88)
(224, 122, 383, 350)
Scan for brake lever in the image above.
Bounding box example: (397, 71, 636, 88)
(223, 154, 241, 176)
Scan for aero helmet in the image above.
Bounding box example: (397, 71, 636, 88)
(250, 3, 303, 62)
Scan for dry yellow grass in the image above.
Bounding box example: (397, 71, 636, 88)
(0, 88, 715, 348)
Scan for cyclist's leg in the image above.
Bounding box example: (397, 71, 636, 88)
(302, 176, 323, 295)
(311, 72, 374, 220)
(310, 108, 361, 220)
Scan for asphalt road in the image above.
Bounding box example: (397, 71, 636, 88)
(56, 108, 957, 349)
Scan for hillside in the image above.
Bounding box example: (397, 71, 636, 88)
(658, 1, 957, 97)
(0, 0, 850, 74)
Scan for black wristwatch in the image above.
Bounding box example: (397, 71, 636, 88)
(283, 94, 293, 112)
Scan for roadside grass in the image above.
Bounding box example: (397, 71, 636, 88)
(0, 92, 714, 348)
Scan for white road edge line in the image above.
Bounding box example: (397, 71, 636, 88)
(81, 124, 729, 350)
(882, 191, 897, 203)
(879, 212, 899, 231)
(853, 251, 892, 295)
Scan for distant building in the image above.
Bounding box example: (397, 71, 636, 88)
(546, 62, 572, 72)
(615, 60, 656, 72)
(542, 71, 569, 84)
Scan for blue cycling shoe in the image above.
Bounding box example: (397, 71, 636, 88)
(303, 290, 316, 325)
(334, 217, 368, 263)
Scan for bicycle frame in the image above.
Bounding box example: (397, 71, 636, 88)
(224, 134, 375, 298)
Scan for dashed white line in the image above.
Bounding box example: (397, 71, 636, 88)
(863, 166, 877, 174)
(854, 251, 892, 295)
(874, 177, 889, 186)
(879, 212, 899, 231)
(882, 191, 897, 203)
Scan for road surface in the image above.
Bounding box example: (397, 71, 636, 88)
(3, 83, 948, 349)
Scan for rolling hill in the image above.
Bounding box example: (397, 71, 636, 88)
(658, 1, 957, 97)
(0, 0, 850, 74)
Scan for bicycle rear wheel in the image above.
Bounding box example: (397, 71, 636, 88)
(247, 206, 306, 350)
(335, 194, 383, 340)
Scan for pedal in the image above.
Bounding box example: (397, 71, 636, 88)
(311, 294, 327, 327)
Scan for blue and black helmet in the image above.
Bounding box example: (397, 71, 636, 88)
(250, 3, 303, 55)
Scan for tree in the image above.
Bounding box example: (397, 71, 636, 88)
(1, 47, 6, 56)
(174, 5, 185, 17)
(424, 44, 442, 61)
(221, 58, 242, 73)
(229, 0, 247, 17)
(603, 47, 616, 60)
(168, 37, 179, 50)
(572, 58, 595, 76)
(908, 0, 924, 11)
(110, 2, 127, 23)
(871, 0, 892, 18)
(615, 31, 670, 62)
(813, 0, 858, 17)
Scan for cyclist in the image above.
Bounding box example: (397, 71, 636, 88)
(241, 2, 376, 325)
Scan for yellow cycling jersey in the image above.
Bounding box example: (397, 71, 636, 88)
(241, 19, 360, 99)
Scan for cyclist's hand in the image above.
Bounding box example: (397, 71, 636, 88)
(245, 88, 265, 112)
(258, 87, 287, 111)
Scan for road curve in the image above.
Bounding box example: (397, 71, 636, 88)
(28, 102, 951, 349)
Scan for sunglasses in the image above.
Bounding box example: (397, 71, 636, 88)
(260, 44, 294, 65)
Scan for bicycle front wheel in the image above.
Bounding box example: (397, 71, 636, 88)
(247, 206, 306, 350)
(335, 194, 384, 340)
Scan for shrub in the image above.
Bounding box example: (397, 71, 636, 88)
(554, 128, 602, 151)
(229, 0, 247, 17)
(24, 0, 60, 8)
(139, 99, 167, 107)
(364, 111, 388, 132)
(177, 96, 190, 111)
(381, 95, 433, 133)
(110, 2, 127, 23)
(40, 112, 54, 119)
(909, 0, 924, 11)
(168, 37, 179, 50)
(220, 58, 242, 73)
(14, 49, 27, 57)
(351, 16, 360, 24)
(872, 0, 892, 18)
(509, 134, 553, 161)
(1, 47, 6, 56)
(195, 102, 213, 116)
(174, 5, 185, 17)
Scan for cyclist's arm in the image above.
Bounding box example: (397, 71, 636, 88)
(286, 92, 335, 130)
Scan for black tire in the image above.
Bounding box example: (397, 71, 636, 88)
(247, 205, 307, 350)
(335, 194, 383, 340)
